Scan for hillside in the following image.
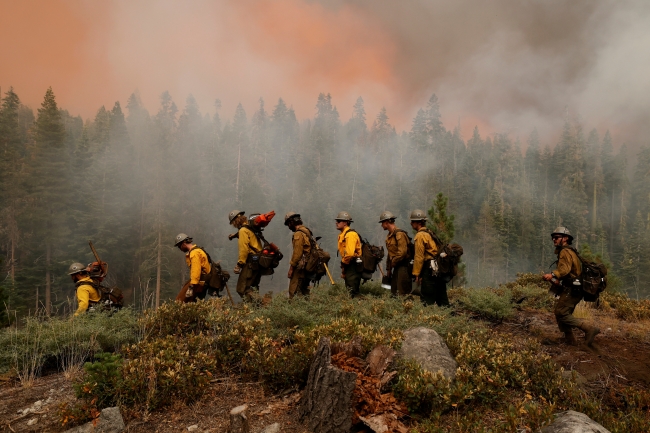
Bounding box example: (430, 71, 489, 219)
(1, 276, 649, 432)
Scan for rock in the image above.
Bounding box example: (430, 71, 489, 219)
(187, 425, 199, 432)
(561, 370, 587, 386)
(63, 407, 125, 433)
(541, 410, 611, 433)
(45, 396, 54, 404)
(260, 423, 281, 433)
(16, 409, 22, 414)
(33, 400, 43, 408)
(399, 327, 457, 380)
(27, 418, 38, 426)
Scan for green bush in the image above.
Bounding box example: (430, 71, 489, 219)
(458, 288, 514, 322)
(75, 352, 123, 408)
(0, 308, 138, 381)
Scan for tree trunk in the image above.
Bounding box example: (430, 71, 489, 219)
(156, 229, 162, 309)
(45, 241, 51, 316)
(228, 404, 250, 433)
(299, 337, 357, 433)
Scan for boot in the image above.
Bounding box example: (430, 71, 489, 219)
(578, 322, 601, 346)
(584, 327, 600, 347)
(563, 330, 577, 346)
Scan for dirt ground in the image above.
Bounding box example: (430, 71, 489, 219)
(497, 309, 650, 389)
(2, 308, 649, 433)
(0, 376, 307, 433)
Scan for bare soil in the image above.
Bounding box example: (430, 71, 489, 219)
(0, 376, 307, 433)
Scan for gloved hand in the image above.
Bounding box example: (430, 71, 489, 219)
(185, 285, 194, 298)
(234, 265, 242, 275)
(287, 266, 294, 279)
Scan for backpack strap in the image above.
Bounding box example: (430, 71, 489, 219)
(192, 246, 213, 264)
(240, 226, 266, 252)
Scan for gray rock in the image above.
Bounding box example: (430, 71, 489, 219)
(33, 400, 43, 409)
(187, 425, 199, 432)
(260, 423, 281, 433)
(561, 370, 587, 386)
(63, 407, 125, 433)
(399, 327, 457, 380)
(541, 410, 611, 433)
(27, 418, 38, 426)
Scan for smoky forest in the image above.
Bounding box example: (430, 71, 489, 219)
(1, 86, 649, 321)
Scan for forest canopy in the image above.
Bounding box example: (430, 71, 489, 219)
(1, 87, 649, 319)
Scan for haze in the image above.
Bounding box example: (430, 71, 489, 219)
(2, 0, 649, 144)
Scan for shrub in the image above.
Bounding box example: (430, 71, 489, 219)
(0, 308, 138, 383)
(74, 352, 123, 408)
(459, 288, 514, 322)
(600, 291, 650, 322)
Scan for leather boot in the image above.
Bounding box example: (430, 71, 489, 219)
(563, 330, 577, 346)
(578, 323, 601, 346)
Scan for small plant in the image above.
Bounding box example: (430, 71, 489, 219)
(74, 352, 124, 408)
(459, 288, 514, 322)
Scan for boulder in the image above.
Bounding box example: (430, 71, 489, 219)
(399, 327, 457, 380)
(260, 423, 281, 433)
(541, 411, 611, 433)
(63, 407, 125, 433)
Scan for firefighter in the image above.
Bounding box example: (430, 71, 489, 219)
(542, 227, 600, 346)
(335, 211, 362, 298)
(228, 210, 264, 303)
(285, 211, 312, 299)
(379, 211, 412, 297)
(410, 210, 449, 306)
(174, 233, 211, 302)
(69, 262, 100, 316)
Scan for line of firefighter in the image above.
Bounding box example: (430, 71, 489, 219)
(69, 211, 602, 347)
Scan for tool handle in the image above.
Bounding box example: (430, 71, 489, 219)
(224, 283, 235, 306)
(323, 263, 335, 285)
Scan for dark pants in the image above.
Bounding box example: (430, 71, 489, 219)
(391, 263, 412, 297)
(289, 269, 310, 299)
(236, 263, 262, 303)
(343, 262, 362, 297)
(420, 269, 449, 307)
(554, 288, 583, 333)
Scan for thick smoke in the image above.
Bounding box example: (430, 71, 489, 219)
(1, 0, 648, 145)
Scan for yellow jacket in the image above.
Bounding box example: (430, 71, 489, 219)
(338, 226, 361, 265)
(413, 227, 438, 276)
(185, 245, 212, 285)
(386, 228, 409, 267)
(552, 247, 582, 282)
(290, 226, 312, 268)
(237, 224, 263, 266)
(75, 276, 101, 316)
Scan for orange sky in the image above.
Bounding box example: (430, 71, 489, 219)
(1, 0, 648, 145)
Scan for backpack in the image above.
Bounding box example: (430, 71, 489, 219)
(193, 247, 231, 294)
(345, 229, 385, 279)
(563, 246, 608, 301)
(393, 228, 415, 264)
(426, 229, 463, 278)
(241, 226, 284, 274)
(300, 227, 331, 280)
(76, 280, 123, 310)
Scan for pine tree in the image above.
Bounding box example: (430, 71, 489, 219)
(28, 88, 68, 315)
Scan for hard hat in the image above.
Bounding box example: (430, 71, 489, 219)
(284, 211, 300, 226)
(378, 211, 396, 223)
(335, 211, 353, 222)
(68, 262, 87, 275)
(228, 210, 245, 223)
(410, 209, 427, 221)
(551, 226, 573, 244)
(174, 233, 193, 247)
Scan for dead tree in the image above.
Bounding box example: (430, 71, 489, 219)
(299, 337, 357, 433)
